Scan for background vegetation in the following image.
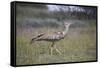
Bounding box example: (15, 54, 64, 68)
(16, 3, 97, 65)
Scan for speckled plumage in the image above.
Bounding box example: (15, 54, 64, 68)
(30, 22, 72, 55)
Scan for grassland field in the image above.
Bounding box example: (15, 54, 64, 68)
(16, 19, 96, 65)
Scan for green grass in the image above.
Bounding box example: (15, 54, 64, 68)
(16, 26, 96, 65)
(16, 4, 97, 65)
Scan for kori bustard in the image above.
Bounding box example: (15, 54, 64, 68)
(30, 22, 73, 55)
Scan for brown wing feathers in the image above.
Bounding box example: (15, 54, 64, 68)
(30, 33, 45, 44)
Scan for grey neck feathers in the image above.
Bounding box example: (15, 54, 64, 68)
(63, 24, 70, 36)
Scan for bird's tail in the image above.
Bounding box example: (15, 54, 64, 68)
(29, 33, 45, 44)
(30, 38, 35, 44)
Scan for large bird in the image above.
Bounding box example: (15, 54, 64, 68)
(30, 22, 73, 55)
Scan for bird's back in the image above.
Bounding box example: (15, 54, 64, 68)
(36, 32, 64, 41)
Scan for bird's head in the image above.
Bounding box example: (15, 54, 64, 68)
(64, 22, 73, 27)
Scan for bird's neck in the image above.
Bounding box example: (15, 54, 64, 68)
(63, 25, 70, 36)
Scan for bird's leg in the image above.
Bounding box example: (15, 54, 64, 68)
(51, 47, 53, 55)
(54, 45, 62, 55)
(50, 42, 54, 55)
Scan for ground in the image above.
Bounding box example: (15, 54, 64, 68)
(16, 19, 97, 65)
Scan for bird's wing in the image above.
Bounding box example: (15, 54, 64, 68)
(31, 31, 64, 41)
(31, 33, 45, 40)
(42, 32, 63, 40)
